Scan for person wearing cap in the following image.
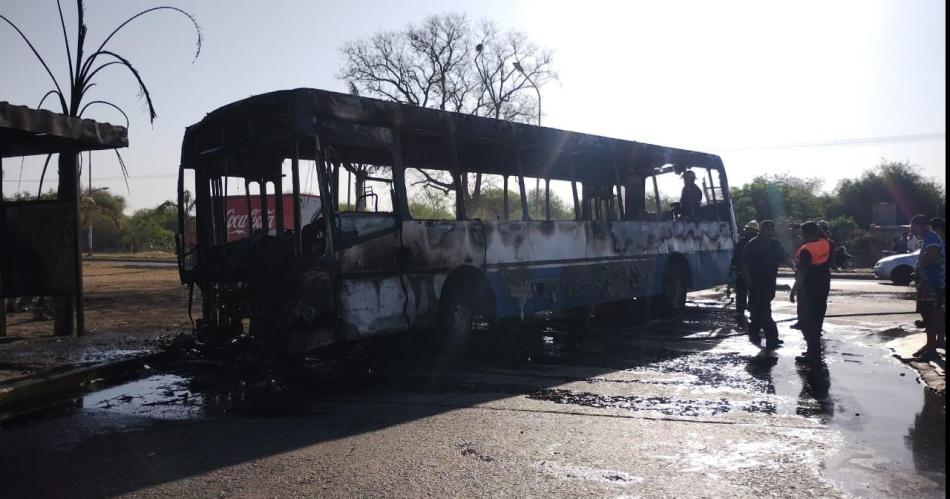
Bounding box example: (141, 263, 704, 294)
(741, 220, 788, 348)
(910, 215, 945, 359)
(678, 170, 703, 218)
(731, 220, 759, 321)
(791, 221, 833, 363)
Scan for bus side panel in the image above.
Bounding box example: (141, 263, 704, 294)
(337, 272, 446, 338)
(483, 219, 733, 318)
(483, 221, 587, 265)
(484, 220, 588, 318)
(662, 220, 735, 290)
(485, 255, 669, 319)
(402, 220, 485, 271)
(685, 249, 733, 290)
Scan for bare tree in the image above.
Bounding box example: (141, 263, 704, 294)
(471, 21, 555, 122)
(338, 13, 556, 216)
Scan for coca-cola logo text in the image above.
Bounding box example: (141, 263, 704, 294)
(227, 208, 276, 237)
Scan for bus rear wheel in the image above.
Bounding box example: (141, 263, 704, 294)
(656, 261, 689, 319)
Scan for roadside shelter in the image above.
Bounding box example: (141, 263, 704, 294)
(0, 102, 128, 337)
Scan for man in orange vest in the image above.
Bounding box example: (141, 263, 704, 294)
(791, 221, 833, 363)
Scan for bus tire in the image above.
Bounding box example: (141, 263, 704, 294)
(657, 260, 689, 319)
(439, 286, 475, 352)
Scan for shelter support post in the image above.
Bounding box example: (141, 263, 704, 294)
(0, 156, 4, 337)
(53, 150, 83, 336)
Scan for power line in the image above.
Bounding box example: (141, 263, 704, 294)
(2, 173, 177, 184)
(712, 132, 945, 153)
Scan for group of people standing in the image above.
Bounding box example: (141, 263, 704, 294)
(730, 215, 945, 364)
(730, 220, 832, 363)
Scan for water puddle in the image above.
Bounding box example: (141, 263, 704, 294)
(83, 373, 206, 421)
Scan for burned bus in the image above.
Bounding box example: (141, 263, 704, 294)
(177, 88, 736, 352)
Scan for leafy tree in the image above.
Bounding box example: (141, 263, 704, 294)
(467, 186, 521, 220)
(731, 174, 828, 228)
(80, 188, 127, 252)
(407, 185, 572, 221)
(150, 200, 179, 233)
(524, 187, 573, 220)
(121, 207, 174, 253)
(408, 183, 455, 219)
(80, 187, 124, 228)
(829, 161, 945, 227)
(408, 200, 455, 220)
(2, 189, 57, 201)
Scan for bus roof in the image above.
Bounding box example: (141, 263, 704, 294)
(181, 88, 723, 183)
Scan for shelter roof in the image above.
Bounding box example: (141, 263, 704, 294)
(0, 102, 128, 158)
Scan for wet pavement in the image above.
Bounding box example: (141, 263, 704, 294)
(0, 286, 944, 498)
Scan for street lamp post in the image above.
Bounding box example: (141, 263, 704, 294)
(513, 61, 542, 217)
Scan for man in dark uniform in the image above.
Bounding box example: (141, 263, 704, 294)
(741, 220, 788, 348)
(731, 220, 759, 321)
(791, 221, 833, 363)
(677, 170, 703, 218)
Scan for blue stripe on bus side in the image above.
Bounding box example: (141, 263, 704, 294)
(485, 249, 733, 319)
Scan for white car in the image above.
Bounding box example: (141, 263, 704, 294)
(873, 250, 919, 285)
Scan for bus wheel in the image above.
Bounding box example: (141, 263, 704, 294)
(657, 261, 688, 319)
(440, 287, 475, 351)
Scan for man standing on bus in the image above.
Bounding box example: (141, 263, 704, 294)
(731, 220, 759, 322)
(741, 220, 787, 348)
(790, 222, 832, 363)
(678, 170, 703, 218)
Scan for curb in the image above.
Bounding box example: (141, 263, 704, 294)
(83, 257, 177, 264)
(777, 272, 878, 280)
(0, 353, 159, 420)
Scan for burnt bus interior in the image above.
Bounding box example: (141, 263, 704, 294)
(179, 88, 733, 340)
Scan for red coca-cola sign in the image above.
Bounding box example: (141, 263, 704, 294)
(225, 194, 321, 241)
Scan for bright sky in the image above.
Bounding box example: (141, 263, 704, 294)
(2, 0, 945, 212)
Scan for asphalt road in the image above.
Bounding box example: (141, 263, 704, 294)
(0, 278, 944, 498)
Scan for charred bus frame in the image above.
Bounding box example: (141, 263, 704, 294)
(178, 88, 736, 351)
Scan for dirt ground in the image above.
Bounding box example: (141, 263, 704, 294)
(0, 261, 192, 385)
(3, 261, 191, 338)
